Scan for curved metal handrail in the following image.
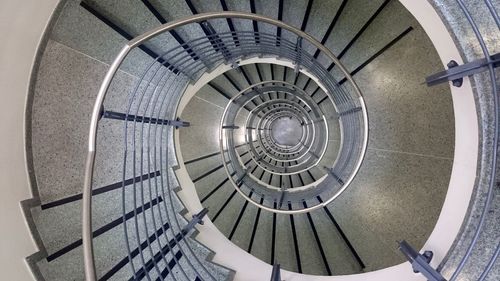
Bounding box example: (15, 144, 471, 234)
(83, 12, 369, 279)
(446, 1, 499, 280)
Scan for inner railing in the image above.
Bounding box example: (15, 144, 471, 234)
(82, 12, 368, 280)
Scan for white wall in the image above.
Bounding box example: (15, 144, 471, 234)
(0, 0, 59, 279)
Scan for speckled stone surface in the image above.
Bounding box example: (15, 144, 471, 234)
(353, 23, 455, 158)
(25, 0, 469, 279)
(428, 1, 500, 280)
(331, 148, 453, 271)
(335, 0, 417, 74)
(50, 0, 154, 77)
(31, 40, 139, 203)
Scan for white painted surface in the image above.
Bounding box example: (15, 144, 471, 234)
(174, 1, 479, 280)
(0, 0, 60, 280)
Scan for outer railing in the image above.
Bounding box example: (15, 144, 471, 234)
(400, 1, 499, 280)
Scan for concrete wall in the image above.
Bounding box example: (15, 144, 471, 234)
(0, 0, 59, 280)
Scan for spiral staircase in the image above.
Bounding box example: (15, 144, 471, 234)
(15, 0, 499, 280)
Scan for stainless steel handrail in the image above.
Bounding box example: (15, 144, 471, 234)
(83, 12, 368, 279)
(447, 0, 499, 280)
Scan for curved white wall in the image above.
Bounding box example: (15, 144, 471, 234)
(0, 0, 59, 280)
(174, 1, 479, 280)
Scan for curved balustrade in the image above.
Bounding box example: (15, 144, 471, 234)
(82, 12, 368, 280)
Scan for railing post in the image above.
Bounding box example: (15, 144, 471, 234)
(398, 240, 447, 281)
(270, 263, 281, 281)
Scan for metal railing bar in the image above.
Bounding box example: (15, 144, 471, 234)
(130, 249, 182, 281)
(128, 53, 166, 281)
(103, 110, 188, 126)
(426, 53, 500, 86)
(338, 107, 362, 117)
(148, 72, 200, 281)
(270, 263, 281, 281)
(222, 72, 243, 91)
(478, 242, 500, 281)
(184, 0, 229, 55)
